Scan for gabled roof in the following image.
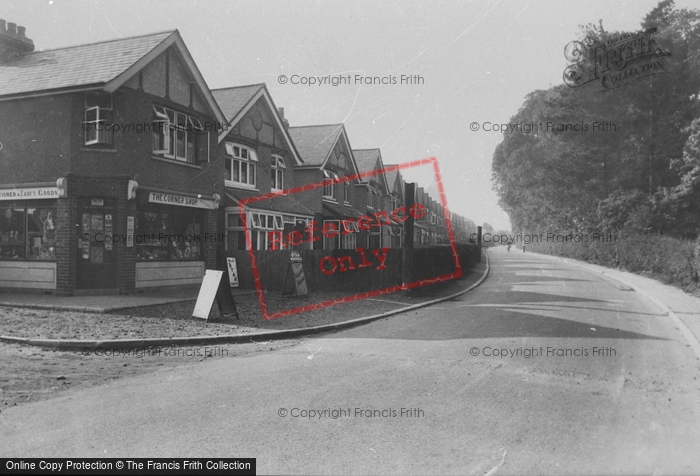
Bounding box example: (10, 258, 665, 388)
(352, 149, 380, 173)
(212, 83, 302, 165)
(384, 166, 404, 201)
(288, 124, 358, 175)
(0, 30, 226, 124)
(353, 148, 390, 192)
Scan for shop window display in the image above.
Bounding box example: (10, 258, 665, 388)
(0, 205, 57, 260)
(134, 209, 203, 261)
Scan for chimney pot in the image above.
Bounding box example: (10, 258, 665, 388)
(0, 19, 35, 63)
(277, 107, 290, 129)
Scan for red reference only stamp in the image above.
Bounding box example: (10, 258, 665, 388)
(239, 157, 461, 319)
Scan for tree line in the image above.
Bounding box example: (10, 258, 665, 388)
(492, 0, 700, 240)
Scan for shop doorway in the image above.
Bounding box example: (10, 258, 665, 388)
(77, 198, 117, 289)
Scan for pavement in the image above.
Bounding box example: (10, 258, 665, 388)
(0, 253, 491, 349)
(0, 287, 256, 313)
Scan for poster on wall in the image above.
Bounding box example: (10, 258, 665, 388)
(227, 258, 239, 288)
(126, 216, 134, 248)
(104, 214, 113, 251)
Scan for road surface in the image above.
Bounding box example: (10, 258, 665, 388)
(2, 247, 700, 474)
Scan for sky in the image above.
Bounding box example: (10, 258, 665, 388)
(3, 0, 695, 230)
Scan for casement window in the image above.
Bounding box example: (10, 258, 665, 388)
(341, 233, 356, 250)
(322, 170, 338, 201)
(271, 156, 285, 191)
(367, 187, 379, 210)
(226, 211, 284, 250)
(225, 143, 258, 188)
(152, 105, 202, 163)
(84, 92, 113, 146)
(343, 181, 351, 204)
(390, 196, 399, 212)
(322, 220, 340, 250)
(323, 219, 361, 250)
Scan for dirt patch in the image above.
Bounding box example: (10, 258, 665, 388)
(0, 261, 485, 411)
(0, 339, 297, 411)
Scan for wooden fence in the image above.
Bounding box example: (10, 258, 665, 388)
(227, 243, 479, 293)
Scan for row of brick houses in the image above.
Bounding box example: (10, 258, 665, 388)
(0, 22, 477, 295)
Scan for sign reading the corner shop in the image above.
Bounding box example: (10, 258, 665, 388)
(0, 187, 59, 201)
(148, 192, 216, 210)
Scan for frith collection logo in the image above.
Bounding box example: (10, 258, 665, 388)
(563, 28, 671, 91)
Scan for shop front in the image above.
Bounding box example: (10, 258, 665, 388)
(133, 188, 220, 289)
(0, 183, 61, 290)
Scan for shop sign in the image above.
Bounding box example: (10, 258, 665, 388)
(148, 192, 216, 210)
(0, 187, 59, 201)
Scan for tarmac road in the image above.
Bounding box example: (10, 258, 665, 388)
(2, 247, 700, 475)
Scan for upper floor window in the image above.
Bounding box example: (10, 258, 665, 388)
(367, 187, 379, 210)
(323, 170, 338, 201)
(84, 92, 113, 146)
(225, 143, 258, 188)
(152, 105, 202, 163)
(390, 195, 399, 211)
(343, 181, 351, 204)
(271, 156, 285, 191)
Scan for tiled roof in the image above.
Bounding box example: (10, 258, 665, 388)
(211, 84, 263, 121)
(288, 124, 343, 167)
(322, 202, 363, 219)
(0, 31, 174, 97)
(225, 190, 316, 216)
(353, 149, 380, 174)
(384, 167, 402, 193)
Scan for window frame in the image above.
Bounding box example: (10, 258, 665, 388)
(152, 105, 203, 163)
(84, 92, 113, 146)
(271, 155, 285, 192)
(225, 142, 258, 189)
(322, 170, 338, 202)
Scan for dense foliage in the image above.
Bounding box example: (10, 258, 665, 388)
(492, 1, 700, 239)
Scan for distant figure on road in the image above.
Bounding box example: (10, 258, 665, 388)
(507, 244, 511, 252)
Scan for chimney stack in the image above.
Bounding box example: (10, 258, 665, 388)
(0, 19, 34, 64)
(278, 107, 290, 129)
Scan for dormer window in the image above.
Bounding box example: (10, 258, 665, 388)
(152, 105, 202, 163)
(84, 92, 113, 146)
(225, 143, 258, 188)
(271, 155, 285, 191)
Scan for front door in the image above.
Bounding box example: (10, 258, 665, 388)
(77, 198, 117, 289)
